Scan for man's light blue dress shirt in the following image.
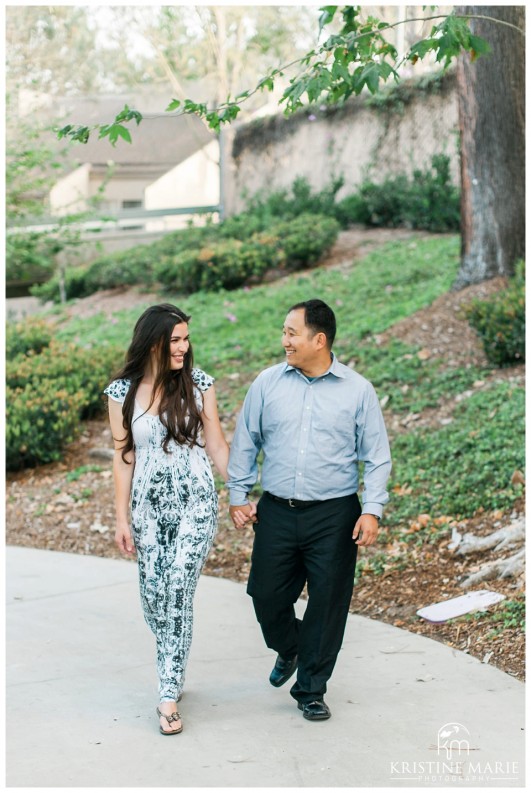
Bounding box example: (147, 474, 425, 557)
(227, 354, 392, 518)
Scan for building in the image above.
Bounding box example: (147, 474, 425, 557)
(46, 91, 219, 231)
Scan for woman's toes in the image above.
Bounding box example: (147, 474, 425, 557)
(158, 702, 182, 732)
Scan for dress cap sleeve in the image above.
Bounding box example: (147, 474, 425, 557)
(191, 368, 214, 392)
(103, 378, 131, 404)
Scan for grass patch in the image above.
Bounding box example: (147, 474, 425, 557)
(486, 598, 526, 634)
(447, 596, 525, 634)
(52, 235, 459, 381)
(65, 464, 103, 482)
(387, 380, 525, 527)
(347, 339, 491, 414)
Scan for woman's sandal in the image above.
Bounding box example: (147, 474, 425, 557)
(156, 706, 183, 735)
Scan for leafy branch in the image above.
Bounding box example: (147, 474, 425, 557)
(55, 7, 520, 145)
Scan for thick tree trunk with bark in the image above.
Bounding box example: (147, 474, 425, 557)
(454, 6, 525, 289)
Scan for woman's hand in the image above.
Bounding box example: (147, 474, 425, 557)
(115, 522, 136, 556)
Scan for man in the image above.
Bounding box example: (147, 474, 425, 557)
(228, 299, 391, 721)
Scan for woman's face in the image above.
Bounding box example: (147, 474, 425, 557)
(169, 322, 190, 369)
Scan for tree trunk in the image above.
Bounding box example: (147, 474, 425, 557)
(454, 6, 525, 289)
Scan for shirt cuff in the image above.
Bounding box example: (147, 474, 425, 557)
(229, 491, 249, 507)
(361, 502, 383, 520)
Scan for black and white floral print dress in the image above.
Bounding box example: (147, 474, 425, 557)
(104, 368, 217, 701)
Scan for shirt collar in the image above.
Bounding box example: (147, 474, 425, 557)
(285, 352, 346, 380)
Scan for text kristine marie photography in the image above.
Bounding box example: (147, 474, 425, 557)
(389, 722, 521, 784)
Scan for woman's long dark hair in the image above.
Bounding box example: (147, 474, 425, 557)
(112, 304, 204, 461)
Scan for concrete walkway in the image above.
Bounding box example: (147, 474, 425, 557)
(6, 546, 525, 788)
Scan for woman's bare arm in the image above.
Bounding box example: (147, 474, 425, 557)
(201, 386, 229, 481)
(108, 398, 136, 556)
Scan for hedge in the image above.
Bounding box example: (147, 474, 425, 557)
(465, 261, 525, 367)
(6, 334, 123, 470)
(155, 214, 338, 293)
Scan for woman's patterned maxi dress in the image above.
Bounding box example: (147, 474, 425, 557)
(104, 368, 217, 701)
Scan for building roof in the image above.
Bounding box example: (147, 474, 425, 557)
(35, 90, 216, 173)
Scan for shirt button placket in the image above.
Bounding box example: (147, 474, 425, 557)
(296, 382, 312, 498)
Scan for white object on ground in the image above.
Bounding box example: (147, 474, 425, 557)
(417, 590, 506, 623)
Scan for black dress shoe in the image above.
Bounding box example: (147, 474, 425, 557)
(297, 699, 331, 721)
(269, 654, 298, 687)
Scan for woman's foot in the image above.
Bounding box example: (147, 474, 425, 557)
(157, 701, 183, 735)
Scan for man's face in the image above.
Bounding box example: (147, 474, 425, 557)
(282, 309, 319, 371)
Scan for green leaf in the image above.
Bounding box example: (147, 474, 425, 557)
(166, 98, 181, 112)
(116, 125, 132, 144)
(378, 61, 396, 81)
(318, 6, 337, 35)
(72, 127, 90, 144)
(259, 76, 275, 92)
(57, 125, 73, 139)
(362, 63, 381, 94)
(340, 6, 360, 34)
(469, 34, 491, 56)
(409, 38, 436, 61)
(332, 59, 351, 83)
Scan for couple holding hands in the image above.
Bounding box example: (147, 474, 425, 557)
(105, 298, 391, 734)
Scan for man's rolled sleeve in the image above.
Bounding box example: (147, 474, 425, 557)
(356, 383, 392, 518)
(227, 379, 264, 507)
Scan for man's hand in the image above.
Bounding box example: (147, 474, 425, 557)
(230, 502, 257, 528)
(353, 514, 379, 546)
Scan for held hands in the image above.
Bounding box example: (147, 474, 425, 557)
(230, 502, 258, 529)
(115, 522, 136, 556)
(353, 514, 380, 547)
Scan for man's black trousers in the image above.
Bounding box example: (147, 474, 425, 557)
(247, 491, 361, 704)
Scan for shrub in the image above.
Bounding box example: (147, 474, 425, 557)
(333, 193, 370, 228)
(187, 239, 251, 292)
(30, 266, 90, 302)
(247, 175, 344, 221)
(217, 212, 270, 241)
(154, 214, 337, 292)
(6, 339, 124, 469)
(218, 177, 344, 241)
(267, 213, 340, 268)
(6, 386, 87, 469)
(83, 249, 154, 292)
(155, 232, 285, 293)
(30, 224, 220, 302)
(154, 224, 218, 255)
(465, 261, 525, 366)
(154, 251, 199, 294)
(6, 317, 53, 359)
(6, 232, 57, 284)
(335, 155, 460, 232)
(7, 340, 122, 416)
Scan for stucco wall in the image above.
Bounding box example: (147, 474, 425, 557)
(144, 140, 220, 231)
(225, 72, 459, 215)
(49, 164, 91, 215)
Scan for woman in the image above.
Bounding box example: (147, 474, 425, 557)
(104, 303, 230, 735)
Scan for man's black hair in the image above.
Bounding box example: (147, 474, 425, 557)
(288, 299, 337, 348)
